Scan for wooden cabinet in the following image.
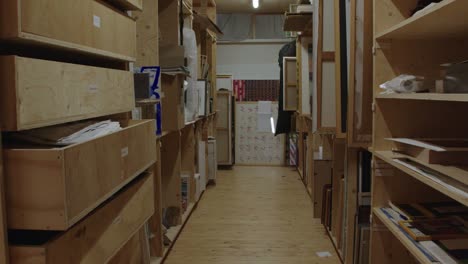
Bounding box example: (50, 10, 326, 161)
(312, 0, 337, 132)
(0, 0, 136, 61)
(0, 56, 135, 131)
(4, 120, 156, 230)
(9, 173, 154, 264)
(207, 138, 217, 182)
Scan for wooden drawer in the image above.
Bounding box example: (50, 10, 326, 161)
(0, 56, 135, 131)
(4, 120, 156, 230)
(9, 173, 154, 264)
(0, 0, 136, 61)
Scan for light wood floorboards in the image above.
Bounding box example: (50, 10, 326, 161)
(165, 166, 341, 264)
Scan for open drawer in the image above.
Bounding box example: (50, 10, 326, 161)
(0, 56, 135, 131)
(9, 173, 154, 264)
(4, 119, 156, 230)
(0, 0, 136, 61)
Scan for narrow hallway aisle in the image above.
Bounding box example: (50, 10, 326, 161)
(165, 166, 341, 264)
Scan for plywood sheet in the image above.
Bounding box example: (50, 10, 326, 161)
(0, 56, 135, 131)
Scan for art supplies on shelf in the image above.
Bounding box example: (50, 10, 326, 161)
(399, 217, 468, 242)
(389, 201, 468, 221)
(387, 138, 468, 166)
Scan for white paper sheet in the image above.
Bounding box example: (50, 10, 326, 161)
(257, 113, 272, 133)
(258, 101, 272, 114)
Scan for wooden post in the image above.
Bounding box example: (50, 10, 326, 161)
(344, 148, 358, 264)
(0, 133, 9, 263)
(148, 140, 164, 257)
(200, 0, 207, 15)
(133, 0, 160, 67)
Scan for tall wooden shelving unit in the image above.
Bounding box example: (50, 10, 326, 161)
(0, 0, 220, 263)
(141, 0, 220, 263)
(370, 0, 468, 263)
(285, 0, 376, 263)
(0, 0, 159, 263)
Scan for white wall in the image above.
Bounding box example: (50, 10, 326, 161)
(216, 43, 286, 80)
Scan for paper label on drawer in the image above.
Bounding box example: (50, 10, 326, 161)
(88, 84, 98, 93)
(93, 15, 101, 28)
(113, 215, 122, 225)
(121, 147, 129, 157)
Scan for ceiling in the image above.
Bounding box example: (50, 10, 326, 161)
(216, 0, 298, 14)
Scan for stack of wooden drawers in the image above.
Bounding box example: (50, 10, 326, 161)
(0, 0, 157, 263)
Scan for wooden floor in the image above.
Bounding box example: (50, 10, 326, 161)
(164, 166, 341, 264)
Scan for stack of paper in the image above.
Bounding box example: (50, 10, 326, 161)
(57, 120, 121, 145)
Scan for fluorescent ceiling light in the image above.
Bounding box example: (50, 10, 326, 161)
(252, 0, 259, 9)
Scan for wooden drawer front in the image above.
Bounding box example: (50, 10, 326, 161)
(9, 173, 154, 264)
(0, 56, 135, 131)
(5, 120, 156, 230)
(0, 0, 136, 61)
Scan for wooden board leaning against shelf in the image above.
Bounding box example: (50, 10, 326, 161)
(297, 36, 312, 115)
(347, 0, 373, 147)
(312, 0, 337, 133)
(283, 57, 299, 111)
(0, 134, 7, 263)
(331, 138, 346, 252)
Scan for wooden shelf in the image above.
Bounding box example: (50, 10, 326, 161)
(376, 0, 468, 40)
(374, 151, 468, 206)
(284, 12, 312, 32)
(150, 203, 196, 264)
(373, 208, 434, 264)
(136, 98, 161, 105)
(376, 92, 468, 102)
